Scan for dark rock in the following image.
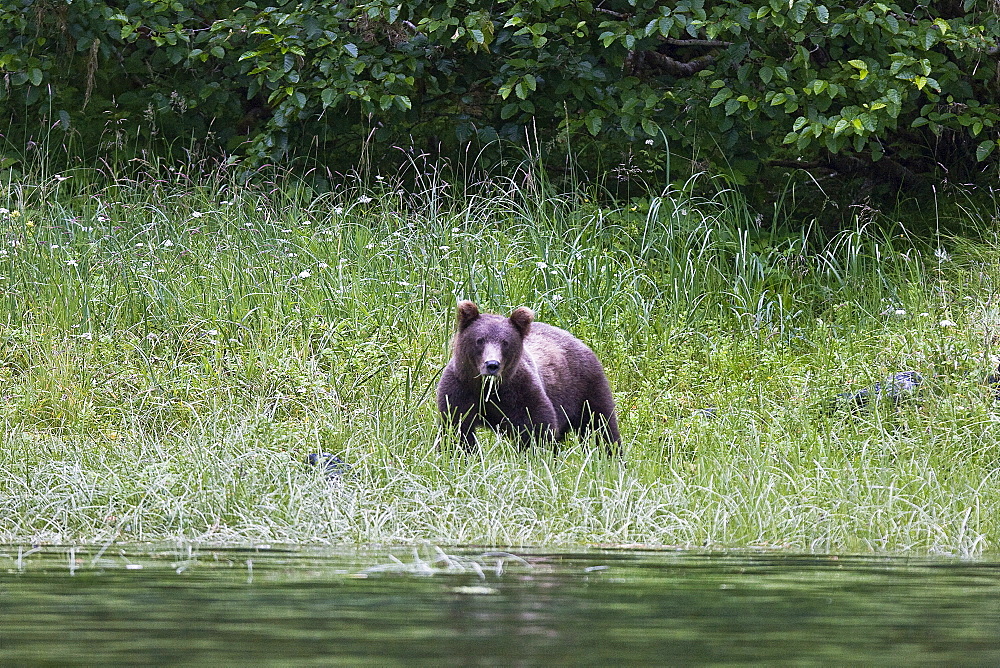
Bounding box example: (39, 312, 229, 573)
(305, 453, 350, 479)
(986, 366, 1000, 401)
(829, 371, 923, 413)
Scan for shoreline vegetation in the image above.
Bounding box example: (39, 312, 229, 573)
(2, 163, 1000, 556)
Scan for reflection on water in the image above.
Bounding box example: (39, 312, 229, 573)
(2, 545, 999, 665)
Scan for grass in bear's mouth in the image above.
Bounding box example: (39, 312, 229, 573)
(1, 164, 999, 556)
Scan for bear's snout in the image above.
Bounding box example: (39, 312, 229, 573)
(479, 341, 505, 377)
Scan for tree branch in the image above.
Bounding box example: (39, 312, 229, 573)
(660, 37, 733, 48)
(635, 51, 716, 77)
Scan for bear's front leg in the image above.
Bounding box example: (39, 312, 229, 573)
(455, 415, 479, 452)
(439, 394, 480, 453)
(504, 400, 559, 452)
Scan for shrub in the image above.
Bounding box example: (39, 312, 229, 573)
(1, 1, 998, 192)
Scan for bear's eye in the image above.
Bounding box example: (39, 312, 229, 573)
(500, 340, 510, 349)
(476, 337, 485, 346)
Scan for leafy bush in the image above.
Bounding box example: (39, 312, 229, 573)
(1, 1, 998, 191)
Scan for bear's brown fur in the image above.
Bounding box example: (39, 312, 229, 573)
(437, 301, 621, 456)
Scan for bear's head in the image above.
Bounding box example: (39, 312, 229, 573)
(451, 301, 533, 380)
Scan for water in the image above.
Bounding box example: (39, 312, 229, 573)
(2, 545, 999, 665)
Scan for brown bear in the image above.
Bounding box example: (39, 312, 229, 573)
(437, 301, 621, 456)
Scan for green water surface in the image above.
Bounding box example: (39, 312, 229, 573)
(1, 546, 998, 665)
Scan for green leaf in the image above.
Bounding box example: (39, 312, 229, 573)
(709, 88, 732, 107)
(760, 67, 773, 84)
(585, 110, 602, 136)
(344, 43, 358, 58)
(790, 0, 808, 23)
(976, 140, 995, 162)
(28, 68, 42, 86)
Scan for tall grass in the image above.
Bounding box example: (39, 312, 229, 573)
(1, 162, 999, 556)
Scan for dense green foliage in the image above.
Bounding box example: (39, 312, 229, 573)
(2, 1, 998, 190)
(2, 165, 1000, 553)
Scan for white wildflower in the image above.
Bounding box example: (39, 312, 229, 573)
(939, 319, 957, 328)
(298, 270, 312, 279)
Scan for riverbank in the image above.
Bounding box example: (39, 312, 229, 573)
(2, 167, 998, 554)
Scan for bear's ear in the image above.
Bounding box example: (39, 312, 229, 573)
(509, 307, 533, 337)
(456, 301, 480, 331)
